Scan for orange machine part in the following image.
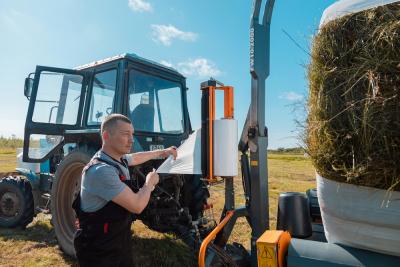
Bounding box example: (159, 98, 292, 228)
(198, 210, 235, 267)
(208, 86, 215, 182)
(278, 231, 291, 267)
(199, 84, 235, 266)
(257, 230, 291, 267)
(223, 86, 234, 119)
(205, 85, 234, 183)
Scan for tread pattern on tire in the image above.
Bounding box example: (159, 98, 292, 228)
(0, 176, 34, 228)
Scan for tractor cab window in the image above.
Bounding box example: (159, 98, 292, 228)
(28, 71, 84, 159)
(128, 70, 184, 134)
(87, 69, 117, 125)
(32, 72, 83, 125)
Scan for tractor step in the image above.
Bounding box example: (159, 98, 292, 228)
(41, 193, 50, 200)
(36, 193, 51, 214)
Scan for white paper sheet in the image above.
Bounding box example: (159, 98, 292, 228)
(156, 129, 202, 174)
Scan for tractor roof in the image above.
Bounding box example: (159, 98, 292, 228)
(74, 53, 184, 78)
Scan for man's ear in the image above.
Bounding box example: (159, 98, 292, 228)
(102, 130, 109, 141)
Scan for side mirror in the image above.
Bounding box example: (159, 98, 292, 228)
(24, 77, 34, 98)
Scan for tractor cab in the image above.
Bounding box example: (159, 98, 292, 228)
(23, 53, 191, 165)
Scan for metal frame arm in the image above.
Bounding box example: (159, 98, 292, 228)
(240, 0, 275, 150)
(244, 1, 275, 267)
(262, 0, 275, 27)
(252, 0, 274, 27)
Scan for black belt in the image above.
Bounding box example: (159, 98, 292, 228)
(78, 218, 131, 234)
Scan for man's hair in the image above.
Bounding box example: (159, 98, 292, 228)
(101, 114, 132, 135)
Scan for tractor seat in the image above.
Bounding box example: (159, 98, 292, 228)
(130, 104, 155, 132)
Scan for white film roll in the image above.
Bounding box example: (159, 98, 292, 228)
(213, 119, 238, 176)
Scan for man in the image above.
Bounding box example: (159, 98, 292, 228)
(73, 114, 177, 267)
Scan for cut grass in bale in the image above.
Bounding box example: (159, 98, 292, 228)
(307, 2, 400, 191)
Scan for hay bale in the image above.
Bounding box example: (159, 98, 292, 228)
(307, 2, 400, 191)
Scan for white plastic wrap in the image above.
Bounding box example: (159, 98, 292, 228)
(156, 129, 202, 174)
(320, 0, 400, 28)
(213, 119, 238, 177)
(317, 174, 400, 256)
(157, 119, 238, 176)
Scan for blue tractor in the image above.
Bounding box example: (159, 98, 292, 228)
(0, 54, 210, 257)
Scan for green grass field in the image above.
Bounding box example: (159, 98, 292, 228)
(0, 149, 315, 267)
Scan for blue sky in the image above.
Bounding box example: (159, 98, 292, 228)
(0, 0, 336, 149)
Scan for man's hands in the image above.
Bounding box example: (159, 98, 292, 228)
(145, 169, 159, 191)
(128, 146, 178, 166)
(113, 168, 159, 214)
(161, 146, 177, 159)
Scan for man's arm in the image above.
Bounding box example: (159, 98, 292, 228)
(112, 183, 153, 214)
(127, 146, 177, 166)
(112, 169, 159, 214)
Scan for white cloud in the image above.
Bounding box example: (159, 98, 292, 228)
(280, 91, 304, 101)
(160, 60, 174, 68)
(177, 58, 221, 79)
(151, 24, 197, 46)
(1, 14, 17, 29)
(0, 9, 23, 32)
(128, 0, 153, 13)
(0, 9, 42, 36)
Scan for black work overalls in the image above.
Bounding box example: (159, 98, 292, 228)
(73, 155, 134, 267)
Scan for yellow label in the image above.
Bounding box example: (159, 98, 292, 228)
(257, 245, 277, 267)
(250, 160, 258, 166)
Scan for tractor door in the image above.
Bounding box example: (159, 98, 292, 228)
(23, 66, 88, 163)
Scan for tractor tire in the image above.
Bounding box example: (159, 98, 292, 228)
(0, 176, 34, 228)
(51, 149, 92, 257)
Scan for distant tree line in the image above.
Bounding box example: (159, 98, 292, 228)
(0, 135, 23, 149)
(0, 135, 305, 155)
(268, 147, 304, 154)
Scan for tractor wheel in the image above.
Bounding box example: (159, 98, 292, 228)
(51, 150, 92, 257)
(0, 176, 34, 228)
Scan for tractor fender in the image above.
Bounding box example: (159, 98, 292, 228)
(15, 168, 40, 190)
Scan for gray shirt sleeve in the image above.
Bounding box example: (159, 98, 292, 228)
(82, 163, 126, 202)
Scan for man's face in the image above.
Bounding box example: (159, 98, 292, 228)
(105, 121, 134, 155)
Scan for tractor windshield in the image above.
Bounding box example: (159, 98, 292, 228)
(86, 69, 117, 125)
(128, 69, 184, 134)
